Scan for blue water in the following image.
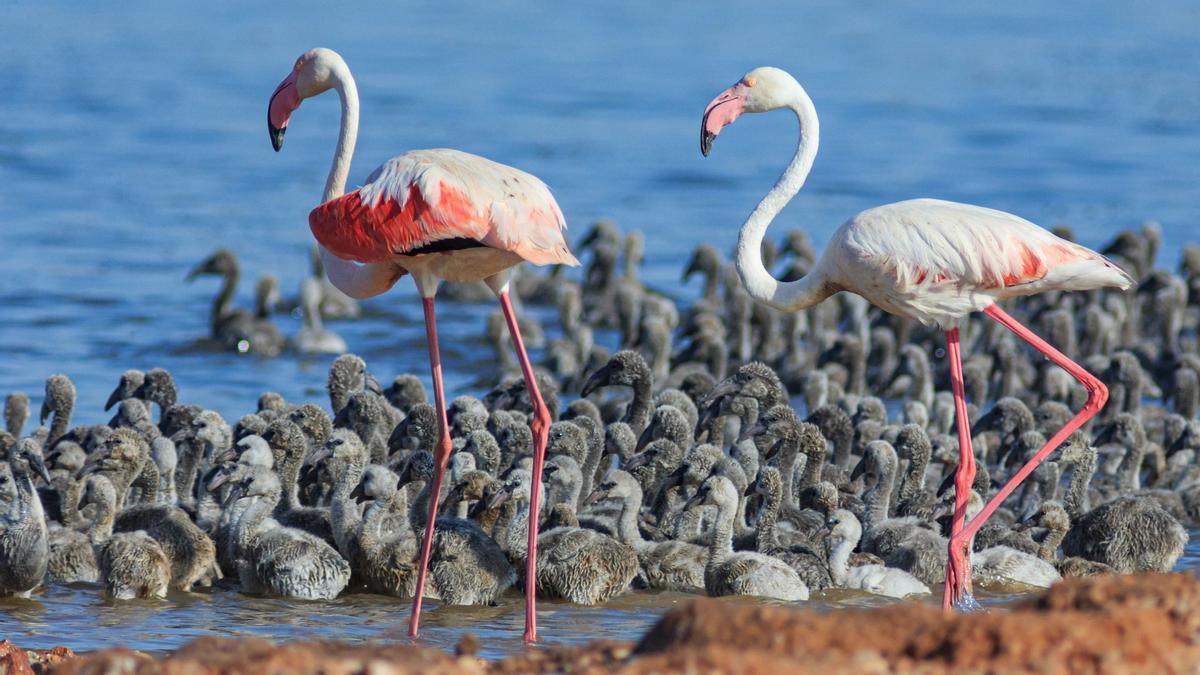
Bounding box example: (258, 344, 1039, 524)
(2, 0, 1199, 657)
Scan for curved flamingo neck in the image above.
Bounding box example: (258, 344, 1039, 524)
(211, 266, 238, 334)
(312, 65, 402, 300)
(322, 65, 359, 204)
(827, 532, 854, 584)
(735, 89, 834, 312)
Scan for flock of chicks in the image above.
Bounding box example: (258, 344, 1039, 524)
(0, 219, 1197, 610)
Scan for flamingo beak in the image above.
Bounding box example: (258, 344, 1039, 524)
(579, 363, 612, 399)
(104, 383, 125, 411)
(703, 379, 740, 405)
(186, 256, 218, 282)
(27, 452, 51, 485)
(487, 487, 512, 510)
(207, 471, 231, 492)
(365, 374, 383, 396)
(700, 84, 747, 157)
(268, 71, 302, 152)
(850, 458, 869, 483)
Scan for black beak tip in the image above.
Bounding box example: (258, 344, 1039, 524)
(701, 131, 715, 157)
(366, 375, 383, 396)
(580, 371, 605, 399)
(270, 124, 286, 152)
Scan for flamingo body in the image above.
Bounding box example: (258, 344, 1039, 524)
(270, 47, 574, 641)
(824, 198, 1133, 328)
(310, 149, 578, 279)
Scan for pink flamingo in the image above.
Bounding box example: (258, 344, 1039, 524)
(268, 48, 577, 641)
(700, 67, 1133, 609)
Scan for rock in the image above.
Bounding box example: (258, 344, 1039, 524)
(0, 641, 33, 675)
(25, 647, 74, 674)
(45, 648, 150, 675)
(489, 641, 632, 675)
(454, 634, 480, 658)
(632, 573, 1200, 673)
(50, 638, 478, 675)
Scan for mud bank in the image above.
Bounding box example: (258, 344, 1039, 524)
(12, 573, 1200, 674)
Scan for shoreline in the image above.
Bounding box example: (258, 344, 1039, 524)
(11, 572, 1199, 674)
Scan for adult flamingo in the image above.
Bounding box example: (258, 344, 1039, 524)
(268, 48, 577, 641)
(699, 67, 1133, 609)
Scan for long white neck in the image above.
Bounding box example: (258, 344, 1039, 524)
(311, 66, 401, 300)
(735, 89, 834, 312)
(322, 68, 359, 204)
(615, 488, 646, 548)
(707, 493, 736, 564)
(827, 533, 853, 585)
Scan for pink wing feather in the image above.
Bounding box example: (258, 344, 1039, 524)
(836, 199, 1132, 294)
(824, 198, 1133, 327)
(310, 149, 579, 267)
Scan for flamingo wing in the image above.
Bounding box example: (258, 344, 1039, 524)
(310, 149, 579, 267)
(836, 198, 1133, 295)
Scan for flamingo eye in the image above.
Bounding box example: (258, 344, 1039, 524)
(743, 76, 757, 88)
(294, 60, 303, 71)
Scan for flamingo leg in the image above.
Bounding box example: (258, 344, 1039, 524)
(498, 289, 551, 643)
(945, 303, 1109, 608)
(408, 295, 453, 638)
(942, 326, 977, 609)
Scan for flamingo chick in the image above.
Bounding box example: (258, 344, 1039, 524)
(699, 66, 1132, 609)
(268, 48, 578, 641)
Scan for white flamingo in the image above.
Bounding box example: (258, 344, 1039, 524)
(699, 66, 1132, 609)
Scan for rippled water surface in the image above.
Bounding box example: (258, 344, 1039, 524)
(6, 533, 1196, 661)
(2, 0, 1199, 657)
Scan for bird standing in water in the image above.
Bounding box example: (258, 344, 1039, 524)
(699, 66, 1132, 609)
(268, 47, 578, 641)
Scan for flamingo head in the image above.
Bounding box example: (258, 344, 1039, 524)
(701, 67, 802, 156)
(268, 48, 348, 152)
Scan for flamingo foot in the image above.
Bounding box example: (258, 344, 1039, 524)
(954, 593, 985, 612)
(945, 534, 977, 611)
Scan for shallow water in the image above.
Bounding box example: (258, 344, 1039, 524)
(5, 530, 1196, 661)
(2, 0, 1199, 657)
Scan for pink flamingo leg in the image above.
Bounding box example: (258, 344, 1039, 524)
(942, 326, 977, 609)
(944, 303, 1109, 609)
(408, 296, 454, 638)
(498, 290, 551, 643)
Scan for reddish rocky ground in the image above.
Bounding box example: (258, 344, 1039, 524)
(6, 573, 1199, 674)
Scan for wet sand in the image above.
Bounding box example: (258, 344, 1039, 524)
(16, 573, 1200, 674)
